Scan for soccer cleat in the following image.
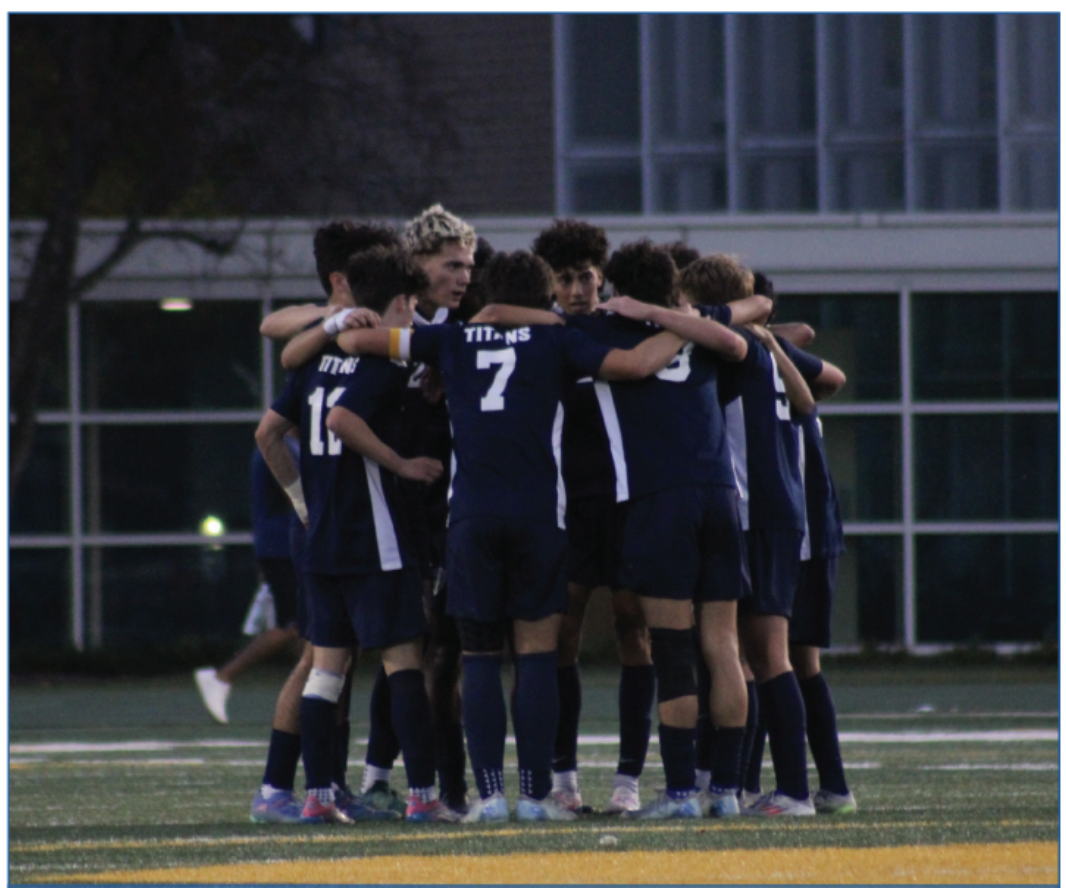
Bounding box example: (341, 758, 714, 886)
(741, 791, 816, 817)
(300, 795, 352, 824)
(813, 789, 858, 815)
(621, 790, 701, 821)
(549, 786, 585, 814)
(516, 794, 578, 821)
(604, 783, 641, 814)
(360, 780, 409, 815)
(441, 791, 470, 818)
(335, 786, 401, 822)
(250, 788, 303, 824)
(698, 787, 740, 818)
(739, 789, 762, 809)
(406, 795, 463, 823)
(461, 792, 510, 823)
(194, 668, 230, 724)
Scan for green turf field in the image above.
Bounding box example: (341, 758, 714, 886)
(9, 662, 1059, 884)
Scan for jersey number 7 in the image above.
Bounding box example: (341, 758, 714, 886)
(477, 348, 516, 411)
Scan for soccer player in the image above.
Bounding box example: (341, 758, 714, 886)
(194, 446, 302, 726)
(579, 241, 751, 820)
(683, 255, 819, 817)
(531, 218, 654, 814)
(337, 249, 686, 822)
(758, 275, 857, 815)
(258, 245, 456, 824)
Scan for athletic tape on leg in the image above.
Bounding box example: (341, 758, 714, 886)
(304, 668, 345, 703)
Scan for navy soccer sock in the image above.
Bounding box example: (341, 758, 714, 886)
(515, 651, 559, 800)
(262, 728, 301, 792)
(758, 671, 809, 800)
(799, 672, 849, 796)
(462, 653, 507, 799)
(709, 726, 746, 792)
(740, 680, 765, 794)
(658, 723, 697, 797)
(436, 717, 468, 802)
(695, 652, 713, 773)
(299, 696, 337, 792)
(617, 663, 654, 778)
(332, 719, 350, 789)
(552, 663, 581, 774)
(388, 668, 436, 792)
(365, 663, 400, 771)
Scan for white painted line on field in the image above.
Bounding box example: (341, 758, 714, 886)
(920, 763, 1059, 771)
(838, 730, 1057, 742)
(9, 740, 266, 754)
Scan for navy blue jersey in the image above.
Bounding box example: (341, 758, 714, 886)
(717, 328, 805, 532)
(251, 444, 295, 559)
(568, 312, 736, 500)
(408, 323, 612, 527)
(777, 338, 845, 558)
(271, 343, 414, 574)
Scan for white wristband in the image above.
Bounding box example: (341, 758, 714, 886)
(322, 308, 354, 339)
(284, 478, 309, 523)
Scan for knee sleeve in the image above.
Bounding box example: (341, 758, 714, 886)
(303, 668, 345, 703)
(458, 618, 507, 654)
(649, 627, 697, 703)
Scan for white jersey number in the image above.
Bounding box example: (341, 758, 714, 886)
(656, 342, 694, 383)
(308, 386, 346, 455)
(769, 353, 791, 421)
(477, 347, 516, 411)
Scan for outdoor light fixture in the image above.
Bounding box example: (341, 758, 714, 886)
(199, 515, 225, 537)
(160, 298, 193, 311)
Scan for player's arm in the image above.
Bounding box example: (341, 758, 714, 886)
(336, 327, 395, 358)
(325, 405, 443, 484)
(723, 294, 773, 326)
(260, 304, 331, 340)
(768, 322, 816, 348)
(599, 296, 747, 362)
(594, 331, 684, 380)
(254, 409, 307, 524)
(807, 355, 846, 401)
(470, 304, 564, 326)
(281, 308, 382, 370)
(747, 324, 815, 416)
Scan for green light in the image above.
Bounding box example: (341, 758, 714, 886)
(199, 516, 225, 537)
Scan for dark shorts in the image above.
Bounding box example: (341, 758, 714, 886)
(258, 557, 299, 629)
(566, 495, 628, 589)
(738, 529, 803, 618)
(446, 516, 568, 623)
(305, 567, 427, 651)
(789, 556, 839, 648)
(619, 484, 751, 603)
(288, 522, 311, 639)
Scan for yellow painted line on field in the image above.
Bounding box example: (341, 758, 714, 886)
(44, 842, 1058, 884)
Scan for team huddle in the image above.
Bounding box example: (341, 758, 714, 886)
(247, 204, 856, 824)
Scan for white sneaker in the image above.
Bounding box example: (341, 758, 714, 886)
(194, 667, 230, 724)
(621, 789, 701, 820)
(462, 792, 510, 823)
(698, 787, 740, 818)
(739, 789, 762, 809)
(516, 794, 578, 821)
(813, 789, 858, 814)
(604, 783, 640, 814)
(549, 786, 584, 813)
(741, 791, 816, 817)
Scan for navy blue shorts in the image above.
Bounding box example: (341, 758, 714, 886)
(619, 484, 751, 603)
(305, 567, 427, 651)
(789, 556, 839, 648)
(289, 522, 311, 639)
(446, 516, 568, 622)
(566, 495, 628, 589)
(738, 529, 803, 618)
(258, 557, 299, 629)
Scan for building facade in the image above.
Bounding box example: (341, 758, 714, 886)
(9, 13, 1058, 655)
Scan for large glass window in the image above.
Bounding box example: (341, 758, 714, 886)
(772, 293, 901, 402)
(557, 13, 1057, 214)
(83, 424, 257, 534)
(10, 301, 68, 409)
(916, 414, 1058, 521)
(823, 416, 902, 522)
(836, 536, 903, 645)
(86, 546, 258, 646)
(912, 292, 1058, 400)
(10, 424, 69, 535)
(916, 534, 1057, 643)
(81, 301, 262, 410)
